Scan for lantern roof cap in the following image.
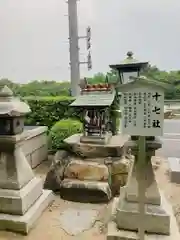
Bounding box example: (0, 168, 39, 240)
(0, 85, 31, 116)
(109, 51, 149, 72)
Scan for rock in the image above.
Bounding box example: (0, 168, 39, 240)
(111, 157, 130, 175)
(54, 150, 69, 164)
(111, 157, 132, 195)
(43, 168, 60, 192)
(43, 150, 70, 191)
(64, 160, 109, 181)
(60, 179, 112, 203)
(111, 174, 128, 196)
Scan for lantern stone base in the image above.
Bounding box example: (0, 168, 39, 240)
(107, 196, 180, 240)
(0, 189, 53, 234)
(116, 187, 170, 235)
(111, 158, 171, 236)
(0, 177, 43, 215)
(0, 133, 54, 234)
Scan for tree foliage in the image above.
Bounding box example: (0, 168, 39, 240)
(24, 96, 82, 128)
(1, 65, 180, 99)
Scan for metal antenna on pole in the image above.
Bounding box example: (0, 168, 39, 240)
(67, 0, 80, 97)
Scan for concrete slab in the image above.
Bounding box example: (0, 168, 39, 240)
(167, 157, 180, 183)
(0, 190, 54, 234)
(107, 195, 180, 240)
(59, 208, 98, 235)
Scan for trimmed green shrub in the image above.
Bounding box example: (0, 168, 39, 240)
(23, 96, 83, 128)
(49, 118, 83, 150)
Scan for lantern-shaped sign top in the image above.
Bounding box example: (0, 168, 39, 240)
(0, 85, 31, 135)
(120, 77, 169, 137)
(109, 51, 149, 84)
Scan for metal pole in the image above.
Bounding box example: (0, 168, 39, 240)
(67, 0, 80, 97)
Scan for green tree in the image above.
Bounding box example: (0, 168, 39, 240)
(2, 64, 180, 100)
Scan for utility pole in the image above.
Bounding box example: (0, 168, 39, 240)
(67, 0, 92, 97)
(67, 0, 80, 97)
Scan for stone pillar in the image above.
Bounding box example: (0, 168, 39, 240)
(0, 86, 54, 234)
(107, 137, 180, 239)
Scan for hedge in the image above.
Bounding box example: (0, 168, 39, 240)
(23, 93, 120, 130)
(23, 96, 83, 128)
(49, 118, 83, 150)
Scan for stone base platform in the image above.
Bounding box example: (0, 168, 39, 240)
(64, 134, 129, 158)
(44, 149, 131, 202)
(116, 188, 170, 235)
(0, 190, 54, 235)
(107, 196, 180, 240)
(44, 133, 131, 203)
(22, 126, 48, 169)
(60, 179, 111, 203)
(0, 178, 43, 215)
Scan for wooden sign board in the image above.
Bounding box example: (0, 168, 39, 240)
(120, 87, 164, 136)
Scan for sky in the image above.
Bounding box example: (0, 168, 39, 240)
(0, 0, 180, 83)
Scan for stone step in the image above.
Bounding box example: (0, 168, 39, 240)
(0, 177, 43, 215)
(60, 179, 112, 203)
(64, 133, 128, 158)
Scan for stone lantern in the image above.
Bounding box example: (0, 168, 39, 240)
(0, 86, 53, 234)
(0, 85, 30, 135)
(109, 51, 149, 84)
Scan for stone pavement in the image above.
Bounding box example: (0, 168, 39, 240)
(59, 208, 98, 235)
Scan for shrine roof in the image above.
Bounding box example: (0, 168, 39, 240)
(71, 90, 115, 107)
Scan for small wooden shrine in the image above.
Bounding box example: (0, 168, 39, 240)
(71, 80, 116, 144)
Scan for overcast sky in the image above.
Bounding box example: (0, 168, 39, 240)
(0, 0, 180, 83)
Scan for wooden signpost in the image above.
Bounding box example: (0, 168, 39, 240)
(120, 77, 165, 240)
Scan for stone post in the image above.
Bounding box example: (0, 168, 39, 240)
(0, 86, 54, 234)
(107, 137, 180, 239)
